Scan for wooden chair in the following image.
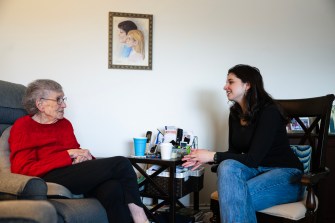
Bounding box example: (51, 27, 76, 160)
(209, 94, 335, 223)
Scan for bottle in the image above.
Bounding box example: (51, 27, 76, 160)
(145, 131, 152, 154)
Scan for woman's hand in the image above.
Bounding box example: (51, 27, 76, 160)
(182, 149, 216, 170)
(67, 148, 93, 164)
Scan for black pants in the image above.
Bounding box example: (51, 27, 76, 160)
(42, 156, 142, 223)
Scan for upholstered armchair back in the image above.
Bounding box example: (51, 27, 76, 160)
(0, 80, 27, 173)
(0, 80, 27, 134)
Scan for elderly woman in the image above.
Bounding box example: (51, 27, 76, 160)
(9, 79, 148, 223)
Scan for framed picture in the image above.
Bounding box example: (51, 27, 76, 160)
(289, 117, 310, 132)
(108, 12, 153, 70)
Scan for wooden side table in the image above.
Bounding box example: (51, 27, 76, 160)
(128, 157, 204, 223)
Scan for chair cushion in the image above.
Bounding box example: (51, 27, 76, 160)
(1, 127, 47, 200)
(0, 80, 27, 172)
(0, 80, 26, 109)
(0, 200, 57, 223)
(49, 198, 108, 223)
(290, 145, 312, 174)
(258, 194, 318, 220)
(0, 80, 27, 135)
(0, 107, 27, 126)
(211, 191, 318, 220)
(0, 127, 12, 173)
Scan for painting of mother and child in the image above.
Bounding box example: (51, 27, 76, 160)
(109, 13, 152, 69)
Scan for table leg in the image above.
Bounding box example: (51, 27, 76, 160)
(169, 164, 176, 223)
(193, 191, 199, 210)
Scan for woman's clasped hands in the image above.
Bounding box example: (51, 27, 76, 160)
(67, 148, 93, 164)
(182, 149, 216, 170)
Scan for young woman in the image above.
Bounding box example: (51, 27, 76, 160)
(182, 64, 303, 223)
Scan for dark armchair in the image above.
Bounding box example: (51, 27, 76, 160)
(0, 80, 108, 223)
(209, 94, 335, 223)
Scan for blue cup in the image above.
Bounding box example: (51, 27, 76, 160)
(133, 137, 147, 156)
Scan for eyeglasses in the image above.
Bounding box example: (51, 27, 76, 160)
(41, 97, 67, 105)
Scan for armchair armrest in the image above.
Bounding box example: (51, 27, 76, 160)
(0, 172, 47, 200)
(300, 167, 330, 217)
(301, 167, 330, 186)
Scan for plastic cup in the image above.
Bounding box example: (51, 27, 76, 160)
(133, 137, 147, 156)
(160, 143, 173, 160)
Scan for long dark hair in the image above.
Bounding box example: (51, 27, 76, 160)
(118, 20, 137, 34)
(228, 64, 274, 124)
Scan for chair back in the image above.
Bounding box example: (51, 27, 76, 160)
(275, 94, 335, 173)
(0, 80, 27, 135)
(0, 80, 27, 173)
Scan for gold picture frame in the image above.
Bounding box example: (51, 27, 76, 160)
(108, 12, 153, 70)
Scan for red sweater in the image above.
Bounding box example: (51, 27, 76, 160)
(9, 115, 80, 177)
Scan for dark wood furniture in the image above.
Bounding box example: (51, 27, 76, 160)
(317, 134, 335, 223)
(278, 133, 335, 223)
(128, 157, 203, 223)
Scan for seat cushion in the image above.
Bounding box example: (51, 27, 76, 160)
(211, 191, 318, 220)
(258, 194, 318, 221)
(0, 80, 26, 109)
(290, 145, 312, 174)
(0, 127, 12, 173)
(0, 200, 57, 223)
(49, 198, 108, 223)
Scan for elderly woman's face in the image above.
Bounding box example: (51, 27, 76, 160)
(39, 91, 66, 121)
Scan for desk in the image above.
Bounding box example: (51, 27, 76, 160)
(128, 157, 203, 223)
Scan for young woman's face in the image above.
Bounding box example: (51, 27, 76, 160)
(223, 73, 250, 104)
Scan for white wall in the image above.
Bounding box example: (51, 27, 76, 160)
(1, 0, 335, 207)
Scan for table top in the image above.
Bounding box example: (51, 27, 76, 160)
(128, 156, 183, 165)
